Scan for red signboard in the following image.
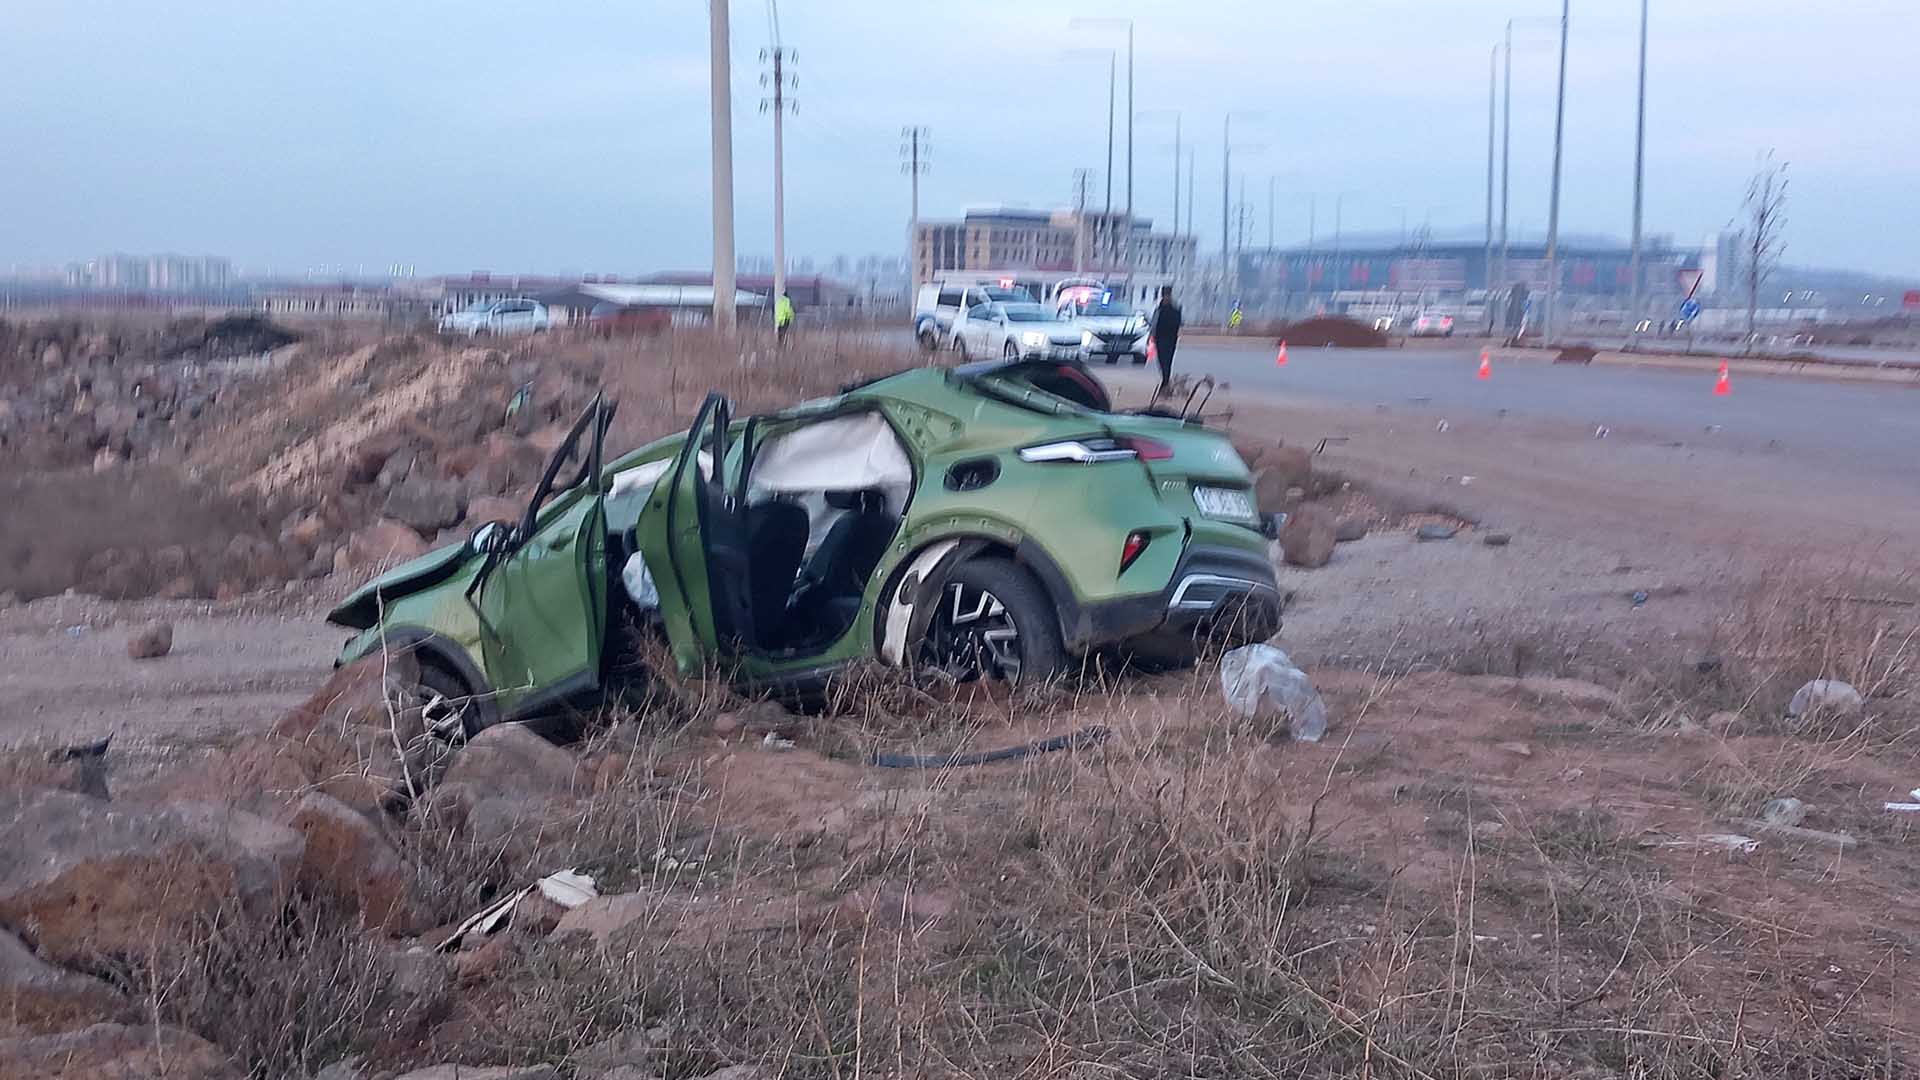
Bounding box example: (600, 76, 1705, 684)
(1904, 289, 1920, 309)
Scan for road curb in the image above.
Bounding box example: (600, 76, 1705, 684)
(1488, 347, 1920, 386)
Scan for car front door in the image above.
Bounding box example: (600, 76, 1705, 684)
(473, 398, 612, 716)
(634, 393, 758, 674)
(965, 304, 996, 353)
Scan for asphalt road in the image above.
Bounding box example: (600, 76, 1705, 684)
(1162, 341, 1920, 488)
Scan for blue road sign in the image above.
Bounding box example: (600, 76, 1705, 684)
(1679, 298, 1702, 321)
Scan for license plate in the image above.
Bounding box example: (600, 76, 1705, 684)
(1049, 347, 1080, 360)
(1192, 485, 1256, 522)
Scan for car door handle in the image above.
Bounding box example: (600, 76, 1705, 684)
(540, 533, 573, 553)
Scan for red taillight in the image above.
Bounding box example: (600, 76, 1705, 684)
(1120, 530, 1152, 573)
(1121, 436, 1174, 461)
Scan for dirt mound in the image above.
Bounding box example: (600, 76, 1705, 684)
(156, 314, 300, 361)
(1278, 316, 1388, 348)
(1554, 343, 1597, 364)
(0, 466, 274, 602)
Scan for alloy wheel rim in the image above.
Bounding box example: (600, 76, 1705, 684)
(924, 583, 1022, 682)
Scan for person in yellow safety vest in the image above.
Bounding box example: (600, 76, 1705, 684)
(1228, 305, 1243, 330)
(775, 294, 795, 342)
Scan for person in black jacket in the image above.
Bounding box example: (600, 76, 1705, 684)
(1149, 286, 1183, 393)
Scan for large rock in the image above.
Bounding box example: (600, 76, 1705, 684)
(0, 929, 130, 1035)
(0, 791, 305, 969)
(1278, 508, 1336, 568)
(383, 476, 466, 535)
(0, 1022, 240, 1078)
(336, 518, 432, 572)
(441, 725, 582, 800)
(126, 621, 173, 660)
(289, 792, 423, 934)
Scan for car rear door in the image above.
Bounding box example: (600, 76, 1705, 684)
(634, 393, 757, 673)
(474, 399, 611, 714)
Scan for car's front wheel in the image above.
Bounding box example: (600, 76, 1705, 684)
(919, 559, 1065, 686)
(1003, 339, 1020, 360)
(917, 325, 939, 352)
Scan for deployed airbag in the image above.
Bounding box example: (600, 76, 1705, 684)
(747, 412, 911, 504)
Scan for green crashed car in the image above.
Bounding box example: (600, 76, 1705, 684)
(327, 358, 1281, 735)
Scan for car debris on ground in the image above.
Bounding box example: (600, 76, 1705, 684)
(1219, 643, 1329, 742)
(436, 868, 597, 953)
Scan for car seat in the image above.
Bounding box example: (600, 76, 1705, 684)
(787, 489, 897, 639)
(745, 499, 811, 648)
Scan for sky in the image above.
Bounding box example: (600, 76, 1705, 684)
(2, 0, 1916, 279)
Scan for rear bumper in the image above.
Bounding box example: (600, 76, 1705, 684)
(1021, 539, 1282, 651)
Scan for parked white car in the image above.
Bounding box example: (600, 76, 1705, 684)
(439, 298, 551, 337)
(1058, 297, 1148, 365)
(951, 302, 1086, 361)
(1408, 311, 1456, 337)
(912, 283, 1033, 351)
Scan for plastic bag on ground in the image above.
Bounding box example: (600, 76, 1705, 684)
(1219, 644, 1329, 742)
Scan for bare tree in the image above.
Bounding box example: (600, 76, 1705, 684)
(1739, 151, 1789, 347)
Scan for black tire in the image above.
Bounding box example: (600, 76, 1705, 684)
(919, 559, 1066, 687)
(953, 336, 969, 361)
(1003, 339, 1020, 360)
(917, 326, 939, 352)
(407, 661, 486, 740)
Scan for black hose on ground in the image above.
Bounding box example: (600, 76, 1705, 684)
(868, 725, 1111, 769)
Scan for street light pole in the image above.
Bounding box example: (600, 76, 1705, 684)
(1544, 0, 1569, 345)
(1500, 19, 1514, 294)
(1221, 115, 1231, 278)
(1104, 52, 1114, 273)
(1125, 22, 1134, 294)
(1629, 0, 1648, 325)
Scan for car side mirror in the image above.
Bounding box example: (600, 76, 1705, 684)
(470, 521, 514, 554)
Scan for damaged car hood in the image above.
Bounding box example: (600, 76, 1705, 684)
(327, 542, 472, 629)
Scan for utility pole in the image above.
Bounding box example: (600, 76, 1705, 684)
(900, 126, 929, 283)
(1486, 43, 1497, 300)
(760, 43, 795, 329)
(1629, 0, 1648, 325)
(1544, 0, 1569, 345)
(708, 0, 736, 330)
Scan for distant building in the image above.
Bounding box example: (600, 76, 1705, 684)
(1233, 237, 1699, 318)
(911, 207, 1197, 296)
(1706, 230, 1744, 298)
(67, 253, 232, 293)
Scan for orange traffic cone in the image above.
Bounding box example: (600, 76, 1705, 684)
(1146, 338, 1156, 363)
(1477, 347, 1492, 380)
(1276, 340, 1289, 367)
(1713, 360, 1731, 396)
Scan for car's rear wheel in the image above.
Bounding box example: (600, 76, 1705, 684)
(917, 326, 939, 352)
(1003, 340, 1020, 360)
(919, 559, 1065, 687)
